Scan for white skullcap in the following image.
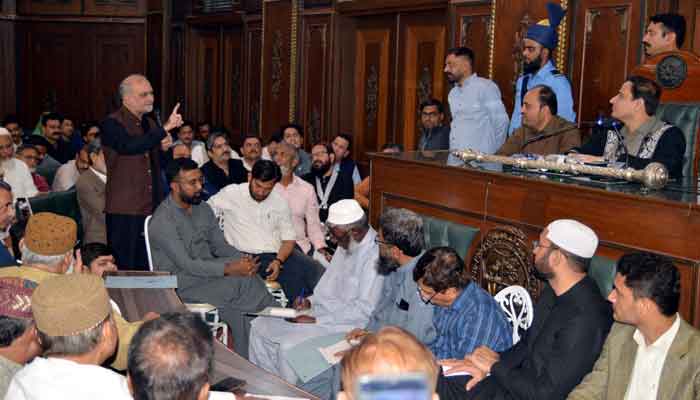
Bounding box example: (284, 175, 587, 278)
(327, 199, 365, 225)
(545, 219, 598, 258)
(0, 128, 10, 137)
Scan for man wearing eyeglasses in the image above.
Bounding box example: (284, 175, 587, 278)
(417, 99, 450, 151)
(414, 247, 511, 363)
(439, 219, 613, 400)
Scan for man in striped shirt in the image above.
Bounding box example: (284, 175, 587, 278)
(413, 247, 512, 360)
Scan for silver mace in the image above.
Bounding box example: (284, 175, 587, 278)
(452, 149, 669, 190)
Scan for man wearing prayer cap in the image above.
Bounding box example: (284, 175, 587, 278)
(249, 199, 384, 385)
(0, 212, 154, 372)
(509, 2, 576, 134)
(437, 219, 612, 400)
(6, 274, 132, 399)
(0, 277, 40, 398)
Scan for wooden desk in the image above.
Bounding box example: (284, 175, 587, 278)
(369, 152, 700, 325)
(108, 283, 318, 399)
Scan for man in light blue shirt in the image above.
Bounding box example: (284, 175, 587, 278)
(509, 3, 576, 134)
(445, 47, 509, 154)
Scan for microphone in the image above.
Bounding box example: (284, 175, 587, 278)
(580, 116, 628, 167)
(154, 108, 163, 127)
(519, 124, 578, 151)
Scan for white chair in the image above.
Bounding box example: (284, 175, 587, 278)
(494, 285, 534, 344)
(144, 215, 154, 272)
(186, 303, 229, 346)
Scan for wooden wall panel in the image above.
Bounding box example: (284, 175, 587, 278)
(17, 0, 81, 15)
(243, 19, 262, 139)
(146, 13, 163, 102)
(299, 13, 331, 146)
(260, 0, 292, 140)
(166, 23, 186, 117)
(0, 20, 16, 117)
(84, 0, 145, 16)
(571, 0, 642, 123)
(399, 15, 446, 150)
(451, 1, 491, 78)
(222, 27, 244, 137)
(185, 27, 221, 126)
(16, 22, 145, 126)
(353, 27, 392, 167)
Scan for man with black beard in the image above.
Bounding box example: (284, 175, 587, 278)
(303, 142, 354, 222)
(299, 207, 436, 400)
(509, 3, 575, 134)
(438, 219, 613, 400)
(208, 159, 324, 303)
(148, 158, 278, 358)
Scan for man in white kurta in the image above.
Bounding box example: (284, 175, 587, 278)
(248, 199, 383, 383)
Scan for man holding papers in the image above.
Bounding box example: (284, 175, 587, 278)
(248, 199, 383, 385)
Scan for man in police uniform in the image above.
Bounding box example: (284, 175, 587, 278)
(509, 2, 576, 134)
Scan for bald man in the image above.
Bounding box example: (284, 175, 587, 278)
(100, 74, 183, 270)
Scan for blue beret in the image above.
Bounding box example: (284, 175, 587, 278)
(526, 3, 566, 49)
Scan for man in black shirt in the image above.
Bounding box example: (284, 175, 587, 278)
(303, 142, 354, 222)
(40, 112, 75, 164)
(201, 131, 247, 196)
(439, 219, 613, 400)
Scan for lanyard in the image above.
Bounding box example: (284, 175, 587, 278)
(316, 168, 339, 210)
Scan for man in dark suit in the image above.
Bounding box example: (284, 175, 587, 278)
(200, 131, 247, 197)
(76, 138, 108, 244)
(439, 219, 613, 400)
(303, 142, 354, 222)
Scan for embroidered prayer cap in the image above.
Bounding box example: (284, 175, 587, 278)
(24, 212, 77, 256)
(31, 274, 111, 336)
(545, 219, 598, 258)
(526, 2, 566, 49)
(327, 199, 365, 225)
(0, 277, 37, 319)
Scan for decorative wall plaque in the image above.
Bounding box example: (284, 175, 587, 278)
(365, 65, 379, 129)
(656, 55, 688, 89)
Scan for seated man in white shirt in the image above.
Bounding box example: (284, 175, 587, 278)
(568, 252, 700, 400)
(249, 199, 384, 383)
(174, 120, 208, 167)
(0, 128, 38, 199)
(6, 274, 132, 400)
(273, 142, 330, 261)
(52, 145, 89, 191)
(208, 159, 324, 302)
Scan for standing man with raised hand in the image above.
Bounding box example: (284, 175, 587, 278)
(509, 2, 575, 134)
(100, 74, 183, 270)
(445, 47, 509, 154)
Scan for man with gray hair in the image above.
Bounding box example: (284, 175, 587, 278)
(128, 313, 214, 400)
(76, 138, 108, 244)
(0, 127, 37, 200)
(300, 207, 436, 399)
(201, 131, 247, 196)
(100, 73, 183, 269)
(249, 199, 383, 385)
(6, 274, 131, 399)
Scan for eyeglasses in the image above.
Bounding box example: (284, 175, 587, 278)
(416, 287, 438, 305)
(532, 240, 553, 250)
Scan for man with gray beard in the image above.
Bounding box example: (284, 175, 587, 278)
(300, 207, 436, 400)
(248, 200, 382, 385)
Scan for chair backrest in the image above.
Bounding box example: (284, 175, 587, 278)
(588, 255, 617, 298)
(421, 215, 480, 258)
(471, 225, 542, 300)
(655, 103, 700, 178)
(494, 285, 534, 344)
(144, 215, 154, 272)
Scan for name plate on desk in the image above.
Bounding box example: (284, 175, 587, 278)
(105, 275, 178, 289)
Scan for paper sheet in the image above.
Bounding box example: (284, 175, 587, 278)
(318, 339, 353, 365)
(253, 307, 312, 319)
(244, 395, 309, 400)
(441, 365, 472, 377)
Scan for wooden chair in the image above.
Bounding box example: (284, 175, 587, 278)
(632, 51, 700, 179)
(470, 225, 542, 301)
(494, 285, 534, 344)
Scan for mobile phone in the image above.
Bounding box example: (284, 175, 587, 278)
(210, 377, 246, 392)
(356, 373, 431, 400)
(16, 198, 32, 221)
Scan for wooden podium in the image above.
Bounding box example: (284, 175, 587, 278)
(369, 152, 700, 326)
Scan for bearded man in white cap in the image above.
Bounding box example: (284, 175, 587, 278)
(248, 199, 383, 384)
(438, 219, 613, 400)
